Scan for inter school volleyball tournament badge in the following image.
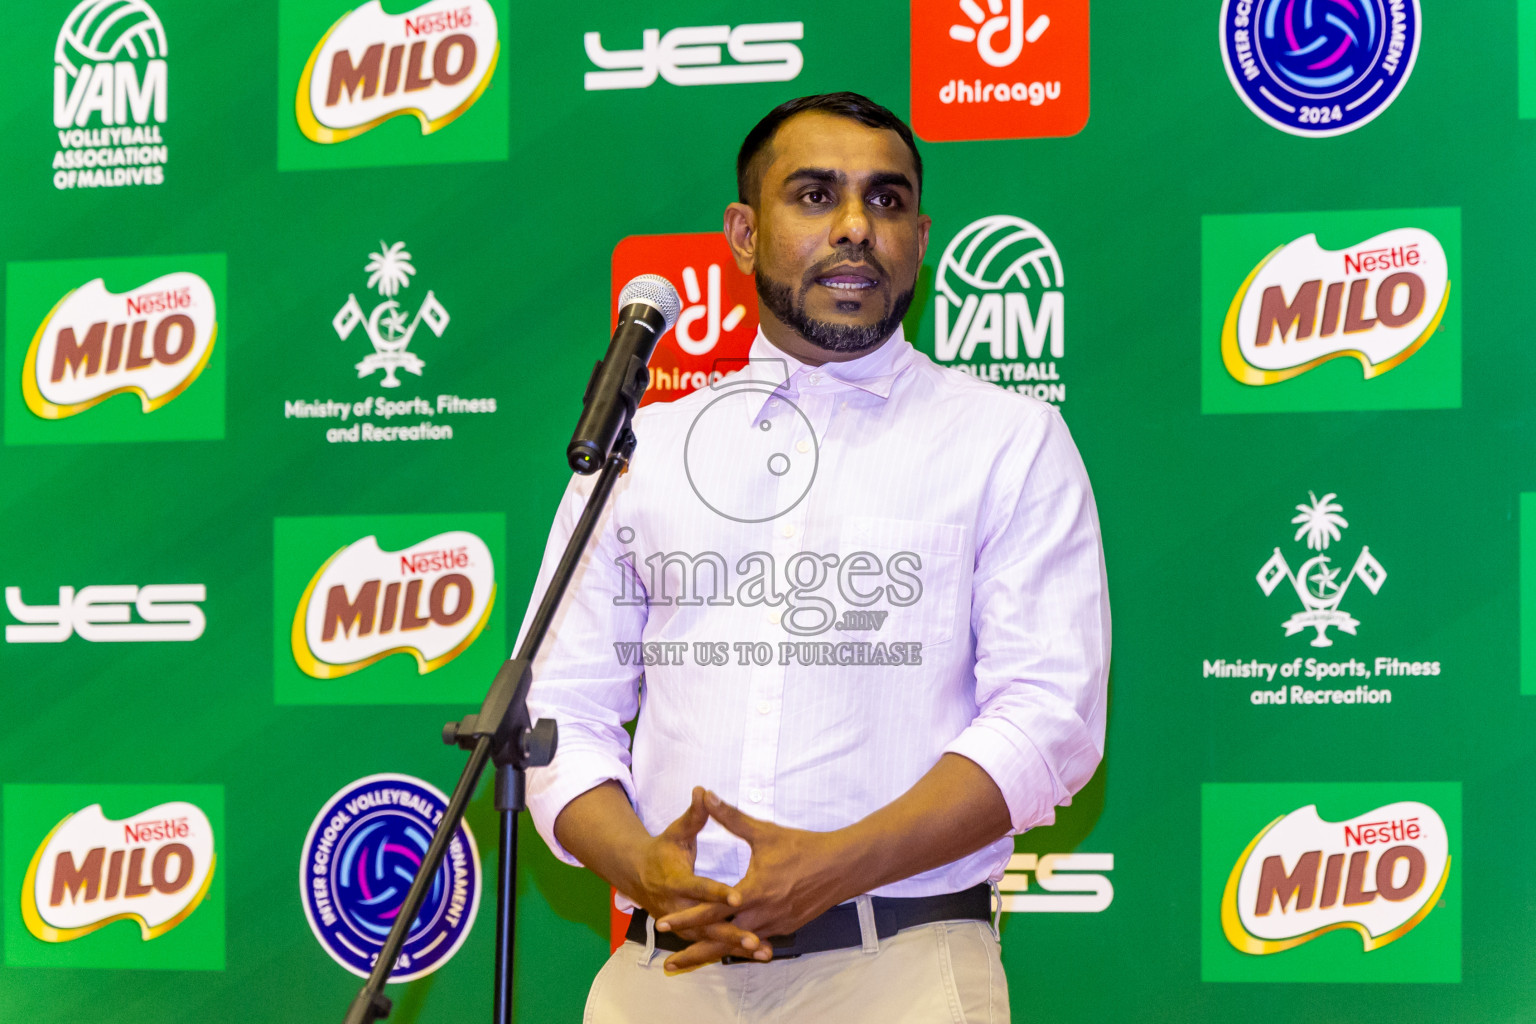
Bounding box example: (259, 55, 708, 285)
(1220, 0, 1420, 137)
(300, 774, 480, 981)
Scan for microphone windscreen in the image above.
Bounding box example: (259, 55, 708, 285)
(618, 274, 682, 333)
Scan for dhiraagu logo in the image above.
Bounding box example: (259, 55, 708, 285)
(277, 0, 509, 171)
(273, 512, 505, 704)
(5, 254, 227, 446)
(1201, 208, 1460, 414)
(1201, 782, 1460, 983)
(3, 784, 225, 970)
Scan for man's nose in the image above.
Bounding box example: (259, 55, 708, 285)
(830, 196, 871, 249)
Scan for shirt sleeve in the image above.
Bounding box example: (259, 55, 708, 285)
(942, 403, 1111, 834)
(518, 471, 647, 867)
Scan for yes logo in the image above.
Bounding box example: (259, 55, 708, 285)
(274, 513, 506, 704)
(278, 0, 508, 171)
(1001, 852, 1114, 912)
(920, 215, 1067, 402)
(3, 784, 225, 970)
(584, 22, 803, 90)
(5, 254, 227, 446)
(911, 0, 1089, 141)
(1202, 783, 1460, 983)
(611, 234, 758, 407)
(1202, 208, 1461, 414)
(51, 0, 170, 189)
(5, 584, 206, 643)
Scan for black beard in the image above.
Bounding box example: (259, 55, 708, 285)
(756, 273, 916, 355)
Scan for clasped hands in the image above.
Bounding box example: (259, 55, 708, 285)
(629, 786, 858, 973)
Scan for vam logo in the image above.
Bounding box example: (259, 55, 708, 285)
(52, 0, 170, 189)
(584, 22, 803, 90)
(1257, 491, 1386, 647)
(910, 0, 1089, 141)
(611, 233, 758, 406)
(23, 801, 216, 944)
(292, 530, 495, 678)
(1223, 802, 1448, 954)
(1223, 227, 1448, 386)
(1000, 852, 1113, 912)
(1221, 0, 1420, 137)
(23, 272, 217, 421)
(5, 584, 206, 643)
(927, 214, 1066, 402)
(296, 0, 498, 143)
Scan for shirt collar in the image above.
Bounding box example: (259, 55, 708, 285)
(735, 325, 916, 405)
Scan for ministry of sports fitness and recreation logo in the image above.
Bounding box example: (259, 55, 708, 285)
(273, 513, 506, 705)
(300, 774, 480, 982)
(1220, 0, 1420, 137)
(922, 214, 1067, 402)
(1257, 491, 1386, 647)
(5, 254, 227, 446)
(1200, 208, 1460, 414)
(3, 784, 225, 970)
(281, 240, 498, 444)
(278, 0, 508, 171)
(910, 0, 1089, 140)
(51, 0, 170, 189)
(1201, 782, 1459, 983)
(611, 234, 758, 406)
(583, 21, 803, 90)
(335, 241, 448, 388)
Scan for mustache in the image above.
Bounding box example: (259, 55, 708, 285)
(800, 245, 888, 288)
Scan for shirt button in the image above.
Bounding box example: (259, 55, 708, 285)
(808, 373, 822, 384)
(796, 440, 810, 453)
(780, 524, 795, 538)
(769, 399, 780, 409)
(757, 701, 771, 714)
(767, 609, 782, 624)
(750, 790, 763, 803)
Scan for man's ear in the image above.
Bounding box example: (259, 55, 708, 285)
(723, 202, 757, 274)
(916, 212, 932, 265)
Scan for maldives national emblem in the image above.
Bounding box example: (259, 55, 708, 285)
(333, 241, 449, 388)
(1257, 491, 1387, 647)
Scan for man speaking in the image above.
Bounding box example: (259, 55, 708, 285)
(519, 93, 1110, 1022)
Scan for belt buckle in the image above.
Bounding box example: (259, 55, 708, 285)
(721, 933, 798, 964)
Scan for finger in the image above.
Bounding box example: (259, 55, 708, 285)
(665, 873, 742, 910)
(704, 790, 764, 842)
(657, 900, 739, 934)
(663, 787, 710, 840)
(664, 936, 772, 974)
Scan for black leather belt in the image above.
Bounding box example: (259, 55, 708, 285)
(625, 883, 991, 962)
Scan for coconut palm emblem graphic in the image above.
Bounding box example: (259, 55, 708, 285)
(1256, 492, 1387, 647)
(332, 241, 449, 388)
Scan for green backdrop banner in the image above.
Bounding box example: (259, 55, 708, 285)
(2, 1, 1533, 1021)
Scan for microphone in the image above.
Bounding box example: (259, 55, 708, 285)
(567, 274, 682, 474)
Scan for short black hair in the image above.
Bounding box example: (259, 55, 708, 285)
(736, 92, 923, 206)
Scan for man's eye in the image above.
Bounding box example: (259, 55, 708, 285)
(869, 192, 899, 209)
(803, 190, 830, 204)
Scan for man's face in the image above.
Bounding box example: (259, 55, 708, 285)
(728, 111, 930, 361)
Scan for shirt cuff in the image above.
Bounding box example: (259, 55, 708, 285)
(942, 722, 1064, 835)
(525, 741, 638, 867)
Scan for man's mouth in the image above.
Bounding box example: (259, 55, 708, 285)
(814, 265, 879, 291)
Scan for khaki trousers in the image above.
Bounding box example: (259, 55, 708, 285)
(584, 915, 1009, 1024)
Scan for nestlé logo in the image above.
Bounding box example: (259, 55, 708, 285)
(292, 530, 496, 677)
(22, 801, 216, 944)
(23, 272, 217, 420)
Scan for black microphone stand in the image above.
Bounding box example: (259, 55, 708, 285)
(342, 427, 639, 1024)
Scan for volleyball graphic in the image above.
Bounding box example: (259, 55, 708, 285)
(55, 0, 167, 77)
(935, 214, 1064, 305)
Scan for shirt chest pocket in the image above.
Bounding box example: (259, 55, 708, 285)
(823, 516, 968, 652)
